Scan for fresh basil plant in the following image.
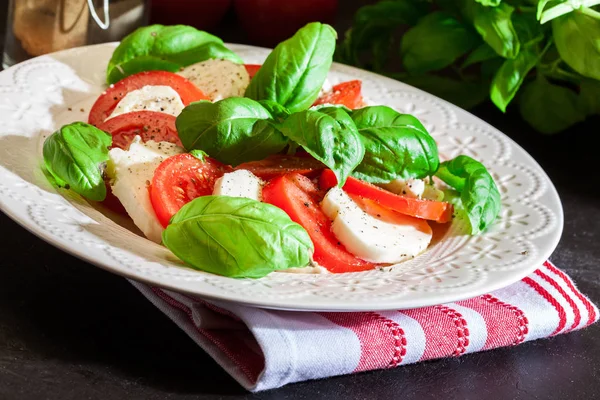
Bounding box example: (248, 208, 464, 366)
(337, 0, 600, 134)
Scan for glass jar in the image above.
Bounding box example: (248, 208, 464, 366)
(3, 0, 149, 69)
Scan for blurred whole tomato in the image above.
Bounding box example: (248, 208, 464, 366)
(150, 0, 232, 30)
(233, 0, 338, 47)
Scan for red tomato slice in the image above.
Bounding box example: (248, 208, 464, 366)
(150, 154, 232, 227)
(244, 64, 262, 79)
(97, 111, 181, 150)
(319, 169, 454, 223)
(313, 80, 364, 109)
(234, 155, 325, 180)
(88, 70, 208, 126)
(263, 173, 376, 273)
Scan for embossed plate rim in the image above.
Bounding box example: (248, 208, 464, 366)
(0, 43, 563, 311)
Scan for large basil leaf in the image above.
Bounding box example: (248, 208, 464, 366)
(490, 48, 538, 112)
(435, 155, 500, 234)
(473, 3, 520, 59)
(245, 22, 336, 113)
(519, 75, 586, 134)
(107, 25, 242, 84)
(553, 11, 600, 81)
(43, 122, 112, 201)
(401, 12, 480, 74)
(176, 98, 288, 166)
(163, 196, 313, 278)
(280, 106, 364, 186)
(350, 106, 439, 183)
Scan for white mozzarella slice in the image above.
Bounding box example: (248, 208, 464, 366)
(379, 178, 444, 201)
(107, 85, 184, 120)
(178, 59, 249, 101)
(106, 136, 184, 243)
(212, 169, 264, 201)
(321, 187, 432, 264)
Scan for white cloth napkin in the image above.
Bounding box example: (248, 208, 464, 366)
(130, 260, 598, 392)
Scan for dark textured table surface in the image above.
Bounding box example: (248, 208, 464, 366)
(1, 3, 599, 400)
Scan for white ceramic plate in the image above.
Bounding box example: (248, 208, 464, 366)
(0, 43, 563, 311)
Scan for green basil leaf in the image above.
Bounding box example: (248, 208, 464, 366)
(473, 3, 520, 59)
(435, 155, 501, 234)
(43, 122, 112, 201)
(402, 74, 490, 110)
(107, 25, 242, 84)
(280, 106, 364, 186)
(519, 75, 586, 134)
(176, 98, 288, 166)
(350, 106, 439, 183)
(553, 10, 600, 81)
(490, 48, 538, 112)
(401, 12, 480, 74)
(245, 22, 337, 113)
(461, 43, 500, 69)
(163, 196, 313, 278)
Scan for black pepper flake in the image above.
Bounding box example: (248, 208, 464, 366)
(80, 108, 85, 112)
(521, 251, 528, 255)
(376, 214, 381, 217)
(67, 107, 72, 111)
(303, 202, 309, 207)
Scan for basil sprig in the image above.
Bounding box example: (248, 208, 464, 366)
(245, 22, 337, 113)
(42, 122, 112, 201)
(176, 98, 288, 166)
(107, 25, 242, 84)
(162, 196, 314, 278)
(280, 106, 365, 187)
(435, 155, 500, 234)
(350, 105, 439, 183)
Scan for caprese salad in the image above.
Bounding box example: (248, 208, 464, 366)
(42, 22, 501, 278)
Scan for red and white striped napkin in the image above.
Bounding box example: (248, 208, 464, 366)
(130, 261, 598, 392)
